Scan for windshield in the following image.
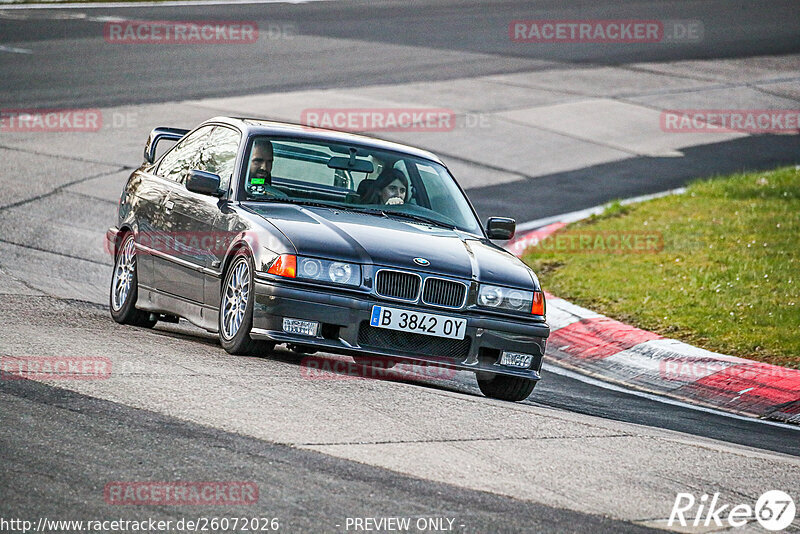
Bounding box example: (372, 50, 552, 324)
(239, 135, 483, 235)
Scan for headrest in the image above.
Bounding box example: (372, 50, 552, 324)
(356, 179, 376, 197)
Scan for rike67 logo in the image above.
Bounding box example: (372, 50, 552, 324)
(669, 490, 796, 531)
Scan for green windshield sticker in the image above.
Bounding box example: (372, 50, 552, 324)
(251, 178, 266, 185)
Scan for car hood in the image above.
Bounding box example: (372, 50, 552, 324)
(246, 204, 536, 288)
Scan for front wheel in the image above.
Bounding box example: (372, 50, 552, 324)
(219, 250, 272, 355)
(476, 373, 536, 402)
(109, 233, 157, 328)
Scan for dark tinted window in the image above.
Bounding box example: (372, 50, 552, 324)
(157, 125, 214, 184)
(195, 126, 241, 191)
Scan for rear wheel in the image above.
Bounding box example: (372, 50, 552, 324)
(219, 250, 273, 355)
(109, 233, 157, 328)
(477, 373, 536, 402)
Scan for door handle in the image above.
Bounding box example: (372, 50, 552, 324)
(164, 200, 174, 214)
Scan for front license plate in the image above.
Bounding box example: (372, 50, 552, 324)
(500, 351, 533, 369)
(370, 305, 467, 340)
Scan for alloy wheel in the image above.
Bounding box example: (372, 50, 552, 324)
(221, 258, 250, 339)
(111, 236, 136, 311)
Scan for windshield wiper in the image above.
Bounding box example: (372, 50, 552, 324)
(254, 198, 339, 209)
(343, 206, 389, 218)
(344, 206, 456, 229)
(378, 210, 457, 230)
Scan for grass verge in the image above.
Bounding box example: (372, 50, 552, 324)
(523, 166, 800, 369)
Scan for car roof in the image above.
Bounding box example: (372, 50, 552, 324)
(206, 116, 445, 165)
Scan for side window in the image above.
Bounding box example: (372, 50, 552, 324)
(416, 162, 460, 216)
(156, 126, 214, 184)
(196, 126, 241, 191)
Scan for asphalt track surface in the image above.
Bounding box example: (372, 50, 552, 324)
(1, 0, 800, 531)
(2, 0, 800, 108)
(0, 372, 656, 534)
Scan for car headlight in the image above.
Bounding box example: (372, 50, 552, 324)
(478, 284, 543, 315)
(298, 256, 360, 286)
(299, 257, 321, 278)
(328, 262, 355, 284)
(267, 254, 361, 287)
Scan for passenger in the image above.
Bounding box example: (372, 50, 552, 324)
(362, 168, 408, 205)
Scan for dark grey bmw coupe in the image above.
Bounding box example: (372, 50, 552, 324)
(108, 117, 549, 401)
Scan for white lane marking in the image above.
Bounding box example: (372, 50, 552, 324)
(0, 11, 127, 21)
(86, 15, 127, 21)
(0, 0, 334, 9)
(542, 362, 800, 432)
(546, 297, 602, 330)
(516, 187, 687, 233)
(0, 44, 32, 53)
(48, 12, 126, 21)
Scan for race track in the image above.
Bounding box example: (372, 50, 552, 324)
(1, 1, 799, 532)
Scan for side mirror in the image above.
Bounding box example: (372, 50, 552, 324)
(186, 170, 224, 197)
(485, 217, 516, 240)
(143, 127, 189, 163)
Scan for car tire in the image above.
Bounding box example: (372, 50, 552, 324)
(109, 233, 157, 328)
(219, 249, 273, 355)
(476, 373, 536, 402)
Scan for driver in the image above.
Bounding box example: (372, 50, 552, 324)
(362, 168, 408, 205)
(248, 139, 274, 190)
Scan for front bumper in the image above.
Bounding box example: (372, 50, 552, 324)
(251, 277, 549, 380)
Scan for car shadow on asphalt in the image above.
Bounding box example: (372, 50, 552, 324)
(139, 318, 486, 399)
